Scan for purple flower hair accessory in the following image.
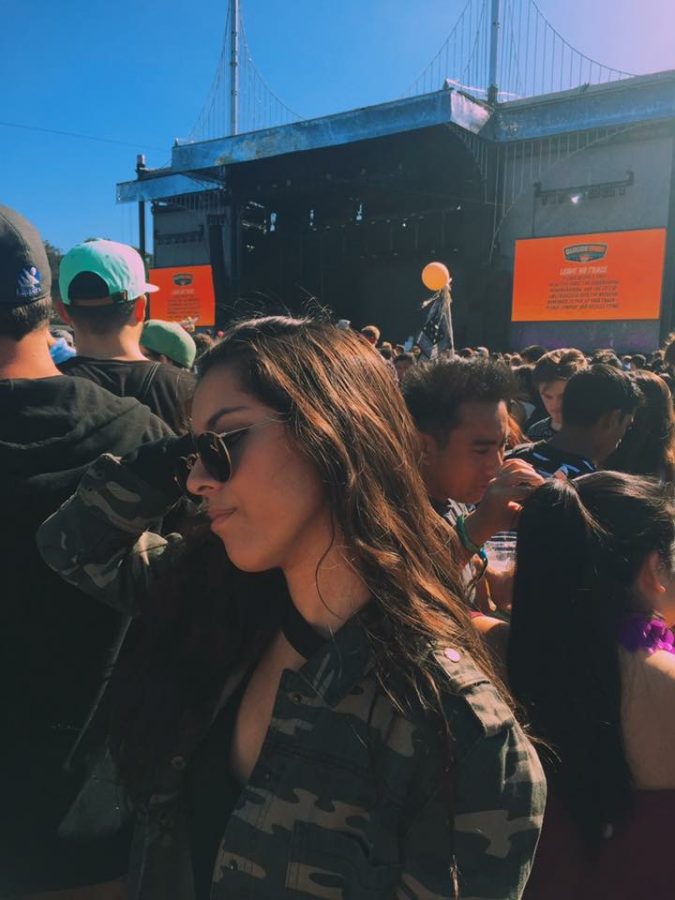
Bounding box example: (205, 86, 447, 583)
(619, 614, 675, 656)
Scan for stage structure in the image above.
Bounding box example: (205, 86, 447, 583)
(118, 0, 675, 351)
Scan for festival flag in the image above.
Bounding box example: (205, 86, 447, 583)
(417, 284, 454, 359)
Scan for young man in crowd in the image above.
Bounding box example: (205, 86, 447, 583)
(0, 205, 170, 896)
(401, 357, 542, 614)
(527, 347, 588, 440)
(57, 239, 195, 433)
(511, 364, 642, 477)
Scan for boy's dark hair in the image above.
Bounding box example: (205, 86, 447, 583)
(520, 344, 547, 363)
(590, 349, 622, 369)
(0, 297, 53, 340)
(562, 364, 642, 427)
(401, 356, 515, 444)
(532, 348, 587, 388)
(379, 346, 393, 361)
(64, 271, 137, 336)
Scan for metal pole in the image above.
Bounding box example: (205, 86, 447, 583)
(230, 0, 240, 135)
(135, 154, 146, 258)
(488, 0, 500, 105)
(135, 154, 150, 319)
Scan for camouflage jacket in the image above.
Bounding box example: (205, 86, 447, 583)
(38, 452, 546, 900)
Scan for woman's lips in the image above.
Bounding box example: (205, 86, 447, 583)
(208, 508, 236, 526)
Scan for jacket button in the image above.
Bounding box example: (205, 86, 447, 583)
(170, 755, 186, 770)
(228, 858, 239, 871)
(291, 692, 304, 703)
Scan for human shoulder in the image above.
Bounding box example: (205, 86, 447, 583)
(431, 497, 471, 527)
(152, 362, 197, 392)
(431, 645, 516, 746)
(506, 441, 538, 461)
(620, 645, 675, 723)
(526, 417, 552, 440)
(58, 374, 172, 443)
(57, 354, 88, 373)
(629, 646, 675, 688)
(2, 371, 129, 408)
(428, 644, 546, 896)
(621, 647, 675, 787)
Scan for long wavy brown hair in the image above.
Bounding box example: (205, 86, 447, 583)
(109, 316, 510, 795)
(197, 317, 503, 707)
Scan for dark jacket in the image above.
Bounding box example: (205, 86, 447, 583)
(0, 374, 170, 892)
(38, 448, 546, 899)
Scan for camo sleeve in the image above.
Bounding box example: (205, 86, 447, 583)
(37, 452, 188, 616)
(395, 655, 546, 899)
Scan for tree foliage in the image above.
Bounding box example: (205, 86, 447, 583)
(43, 240, 63, 301)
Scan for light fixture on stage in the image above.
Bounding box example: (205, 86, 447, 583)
(534, 171, 634, 206)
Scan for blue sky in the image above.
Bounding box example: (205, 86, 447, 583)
(1, 0, 673, 252)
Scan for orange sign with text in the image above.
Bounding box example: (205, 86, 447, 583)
(149, 265, 216, 327)
(512, 229, 666, 322)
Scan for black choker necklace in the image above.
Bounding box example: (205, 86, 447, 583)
(282, 602, 327, 659)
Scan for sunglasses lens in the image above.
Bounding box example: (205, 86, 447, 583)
(198, 432, 232, 482)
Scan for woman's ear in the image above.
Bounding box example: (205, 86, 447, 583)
(636, 550, 668, 602)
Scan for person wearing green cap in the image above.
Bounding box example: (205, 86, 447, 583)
(57, 239, 195, 433)
(141, 319, 197, 370)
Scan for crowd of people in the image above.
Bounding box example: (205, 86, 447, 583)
(1, 200, 674, 900)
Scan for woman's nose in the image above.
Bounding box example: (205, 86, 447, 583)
(186, 455, 217, 496)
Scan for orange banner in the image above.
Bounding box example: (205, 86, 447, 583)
(512, 229, 666, 322)
(148, 265, 216, 327)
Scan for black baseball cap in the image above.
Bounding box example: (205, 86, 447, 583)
(0, 204, 51, 308)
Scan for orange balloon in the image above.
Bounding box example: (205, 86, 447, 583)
(421, 261, 450, 292)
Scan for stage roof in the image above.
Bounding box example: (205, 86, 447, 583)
(118, 69, 675, 204)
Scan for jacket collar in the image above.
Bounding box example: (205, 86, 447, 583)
(294, 610, 373, 708)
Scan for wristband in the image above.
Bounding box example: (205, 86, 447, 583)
(456, 515, 488, 567)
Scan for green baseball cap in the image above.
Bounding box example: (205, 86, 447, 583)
(59, 239, 158, 304)
(141, 319, 197, 369)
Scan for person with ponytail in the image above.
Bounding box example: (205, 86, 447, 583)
(508, 472, 675, 900)
(605, 369, 675, 482)
(38, 317, 545, 900)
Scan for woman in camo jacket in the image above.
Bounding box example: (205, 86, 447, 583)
(39, 316, 545, 899)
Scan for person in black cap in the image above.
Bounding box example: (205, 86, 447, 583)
(57, 239, 195, 433)
(0, 204, 170, 896)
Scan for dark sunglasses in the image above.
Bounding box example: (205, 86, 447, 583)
(175, 417, 282, 493)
